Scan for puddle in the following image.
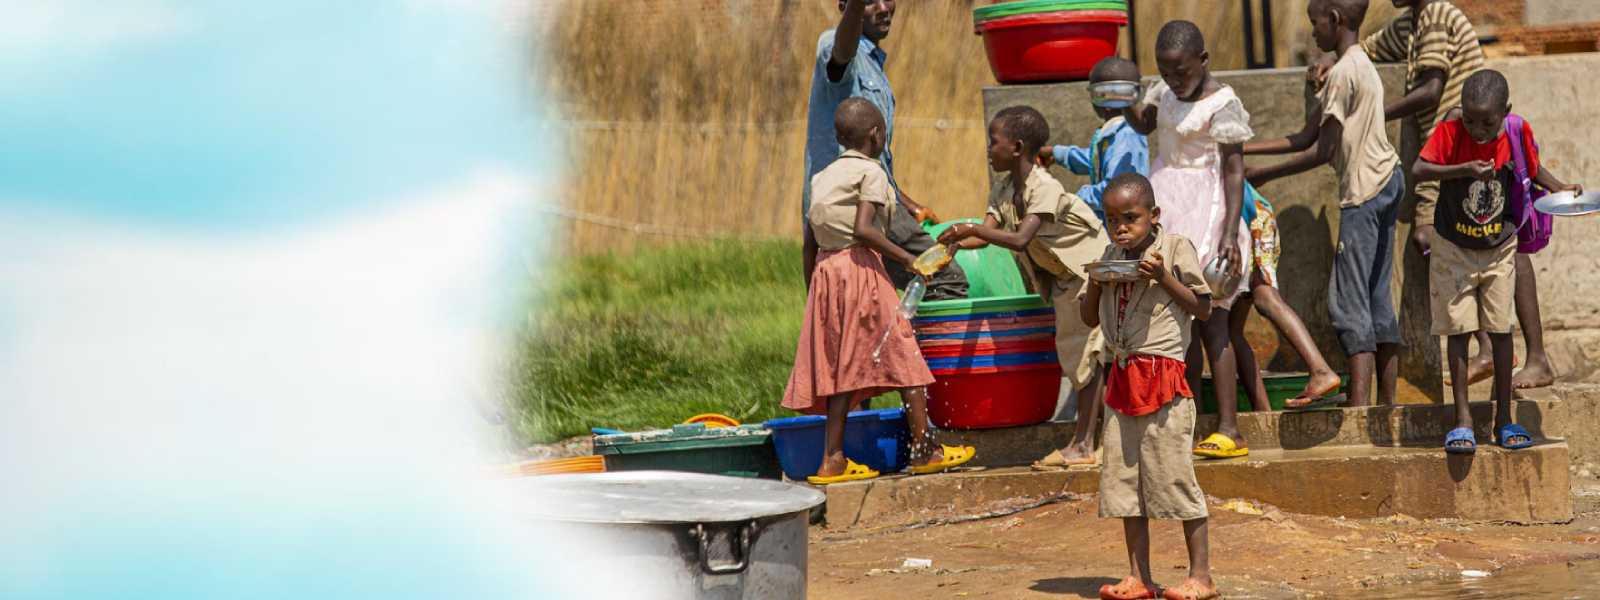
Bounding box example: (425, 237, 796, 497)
(1331, 560, 1600, 599)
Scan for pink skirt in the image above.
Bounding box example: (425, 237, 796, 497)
(1148, 158, 1250, 309)
(782, 246, 935, 415)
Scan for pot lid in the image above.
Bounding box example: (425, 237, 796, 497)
(483, 471, 825, 524)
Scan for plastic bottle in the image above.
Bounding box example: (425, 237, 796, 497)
(898, 278, 926, 319)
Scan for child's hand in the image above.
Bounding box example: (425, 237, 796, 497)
(936, 222, 975, 245)
(1137, 251, 1170, 283)
(1560, 183, 1584, 195)
(1036, 146, 1056, 167)
(1305, 55, 1336, 90)
(1465, 160, 1495, 182)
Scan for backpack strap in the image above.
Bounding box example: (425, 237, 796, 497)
(1504, 114, 1532, 228)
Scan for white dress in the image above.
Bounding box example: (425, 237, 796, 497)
(1141, 80, 1255, 309)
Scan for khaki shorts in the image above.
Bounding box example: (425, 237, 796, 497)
(1413, 181, 1439, 227)
(1429, 236, 1517, 336)
(1099, 397, 1208, 520)
(1051, 275, 1103, 390)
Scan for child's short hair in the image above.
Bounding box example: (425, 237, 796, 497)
(834, 97, 886, 148)
(1317, 0, 1370, 30)
(1106, 172, 1157, 210)
(1089, 56, 1141, 84)
(1462, 69, 1510, 109)
(993, 105, 1051, 153)
(1155, 20, 1205, 57)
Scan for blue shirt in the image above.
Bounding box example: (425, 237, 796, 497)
(1050, 117, 1148, 224)
(803, 30, 897, 221)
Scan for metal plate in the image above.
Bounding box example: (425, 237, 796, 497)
(1084, 259, 1140, 282)
(1534, 190, 1600, 217)
(483, 471, 825, 524)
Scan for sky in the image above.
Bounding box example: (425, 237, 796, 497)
(0, 1, 575, 597)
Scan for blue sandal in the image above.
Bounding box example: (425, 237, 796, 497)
(1445, 427, 1476, 454)
(1497, 424, 1533, 450)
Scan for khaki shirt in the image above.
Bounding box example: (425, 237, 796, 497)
(808, 150, 894, 251)
(1078, 226, 1211, 363)
(986, 166, 1106, 300)
(1318, 47, 1400, 208)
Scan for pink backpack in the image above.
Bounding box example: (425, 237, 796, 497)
(1505, 113, 1553, 253)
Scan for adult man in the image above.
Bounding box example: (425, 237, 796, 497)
(803, 0, 968, 300)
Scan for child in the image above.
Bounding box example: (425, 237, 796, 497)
(1244, 0, 1406, 409)
(1038, 56, 1151, 225)
(785, 98, 975, 483)
(1233, 183, 1347, 410)
(936, 105, 1109, 468)
(1082, 173, 1216, 600)
(1412, 70, 1581, 452)
(1122, 21, 1255, 458)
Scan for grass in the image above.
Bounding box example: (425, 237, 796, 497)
(504, 239, 899, 445)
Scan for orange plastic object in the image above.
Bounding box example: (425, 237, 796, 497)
(683, 413, 740, 428)
(480, 455, 606, 480)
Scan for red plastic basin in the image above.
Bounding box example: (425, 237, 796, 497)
(972, 9, 1129, 33)
(918, 332, 1054, 348)
(979, 14, 1125, 84)
(919, 338, 1056, 358)
(927, 364, 1061, 429)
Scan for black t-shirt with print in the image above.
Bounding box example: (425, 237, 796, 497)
(1437, 164, 1518, 250)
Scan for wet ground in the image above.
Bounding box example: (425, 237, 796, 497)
(808, 481, 1600, 599)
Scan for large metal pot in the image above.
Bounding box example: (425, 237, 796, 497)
(484, 471, 824, 600)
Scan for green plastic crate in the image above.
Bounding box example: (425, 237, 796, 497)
(923, 219, 1028, 299)
(1198, 372, 1353, 414)
(593, 423, 783, 479)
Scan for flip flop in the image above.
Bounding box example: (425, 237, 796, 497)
(1192, 433, 1248, 459)
(1161, 578, 1219, 600)
(806, 459, 879, 485)
(1284, 392, 1346, 411)
(1031, 448, 1098, 471)
(1497, 423, 1533, 450)
(1444, 426, 1476, 454)
(908, 444, 976, 474)
(1099, 575, 1159, 600)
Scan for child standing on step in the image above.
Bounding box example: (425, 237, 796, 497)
(1083, 173, 1216, 600)
(1122, 20, 1256, 459)
(1413, 70, 1581, 452)
(785, 98, 975, 484)
(1244, 0, 1406, 410)
(936, 105, 1109, 468)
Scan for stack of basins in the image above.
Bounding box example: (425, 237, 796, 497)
(973, 0, 1129, 83)
(914, 295, 1062, 429)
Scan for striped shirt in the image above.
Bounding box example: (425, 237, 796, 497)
(1361, 1, 1484, 138)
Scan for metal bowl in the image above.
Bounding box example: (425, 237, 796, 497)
(1084, 259, 1141, 283)
(1202, 256, 1243, 297)
(1534, 190, 1600, 217)
(1088, 80, 1142, 109)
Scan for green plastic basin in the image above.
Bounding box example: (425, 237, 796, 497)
(1198, 372, 1353, 414)
(923, 219, 1028, 299)
(593, 423, 783, 479)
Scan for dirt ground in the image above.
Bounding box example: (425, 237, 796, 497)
(808, 480, 1600, 599)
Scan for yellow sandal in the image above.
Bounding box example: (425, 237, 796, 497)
(806, 459, 879, 485)
(908, 444, 976, 474)
(1192, 433, 1248, 459)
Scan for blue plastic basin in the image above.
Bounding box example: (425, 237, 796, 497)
(763, 408, 910, 481)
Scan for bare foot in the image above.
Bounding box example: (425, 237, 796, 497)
(1296, 368, 1343, 399)
(815, 454, 848, 479)
(909, 445, 946, 468)
(1513, 357, 1556, 389)
(1445, 353, 1504, 387)
(1161, 578, 1218, 600)
(1056, 443, 1096, 465)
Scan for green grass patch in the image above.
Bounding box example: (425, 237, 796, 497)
(506, 239, 898, 445)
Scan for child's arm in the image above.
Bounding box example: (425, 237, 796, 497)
(937, 215, 1002, 251)
(1122, 102, 1157, 136)
(853, 200, 918, 271)
(1382, 70, 1445, 122)
(1535, 166, 1583, 195)
(803, 225, 819, 291)
(1139, 252, 1212, 321)
(1079, 283, 1103, 328)
(936, 214, 1043, 253)
(1241, 104, 1321, 156)
(1242, 106, 1339, 187)
(1039, 145, 1093, 176)
(1413, 158, 1491, 183)
(1219, 143, 1245, 274)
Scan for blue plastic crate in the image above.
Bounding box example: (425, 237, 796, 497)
(763, 408, 910, 481)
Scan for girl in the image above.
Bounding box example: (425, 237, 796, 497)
(1123, 20, 1255, 458)
(785, 97, 974, 484)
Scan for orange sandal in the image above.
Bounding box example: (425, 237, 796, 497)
(1099, 575, 1159, 600)
(1161, 578, 1218, 600)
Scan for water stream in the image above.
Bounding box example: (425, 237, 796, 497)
(1330, 559, 1600, 599)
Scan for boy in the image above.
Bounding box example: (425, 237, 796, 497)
(937, 106, 1108, 453)
(1244, 0, 1406, 408)
(1038, 56, 1151, 225)
(1082, 173, 1215, 600)
(1413, 70, 1581, 452)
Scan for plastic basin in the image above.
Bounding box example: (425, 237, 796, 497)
(926, 351, 1059, 371)
(979, 14, 1125, 84)
(974, 9, 1128, 32)
(1198, 372, 1354, 414)
(922, 219, 1028, 298)
(763, 408, 910, 481)
(593, 423, 783, 479)
(917, 293, 1048, 316)
(919, 338, 1056, 358)
(974, 0, 1127, 20)
(928, 364, 1061, 429)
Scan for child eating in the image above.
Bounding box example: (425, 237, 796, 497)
(1083, 173, 1216, 600)
(936, 106, 1109, 465)
(784, 98, 975, 483)
(1413, 69, 1581, 452)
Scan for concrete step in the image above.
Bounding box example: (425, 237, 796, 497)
(930, 399, 1563, 468)
(823, 441, 1571, 529)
